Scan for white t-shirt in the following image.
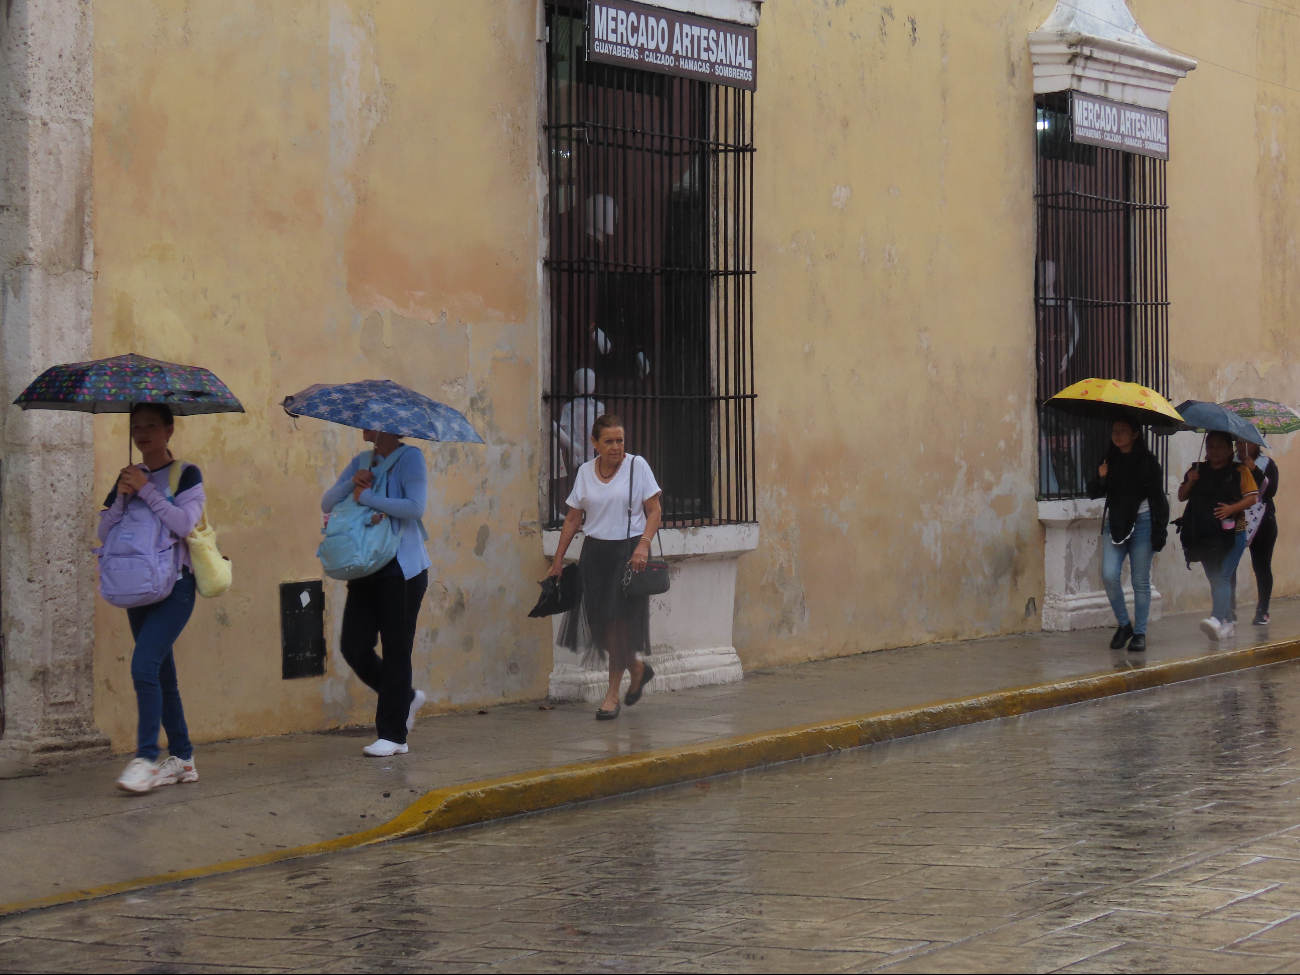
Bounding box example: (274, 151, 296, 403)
(566, 455, 661, 540)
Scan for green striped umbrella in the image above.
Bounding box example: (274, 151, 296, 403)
(1221, 398, 1300, 436)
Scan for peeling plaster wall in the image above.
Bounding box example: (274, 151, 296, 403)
(84, 0, 1300, 747)
(91, 0, 549, 750)
(735, 0, 1300, 665)
(1132, 0, 1300, 616)
(734, 0, 1047, 667)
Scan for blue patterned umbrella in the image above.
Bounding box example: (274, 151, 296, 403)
(281, 380, 484, 444)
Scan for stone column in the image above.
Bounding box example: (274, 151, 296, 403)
(0, 0, 108, 766)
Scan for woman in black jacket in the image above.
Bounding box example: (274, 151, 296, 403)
(1087, 418, 1170, 652)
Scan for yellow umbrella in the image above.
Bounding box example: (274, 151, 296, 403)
(1046, 378, 1183, 428)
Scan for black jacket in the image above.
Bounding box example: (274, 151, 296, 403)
(1087, 446, 1170, 551)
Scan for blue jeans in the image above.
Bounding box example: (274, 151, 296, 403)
(1203, 531, 1249, 624)
(127, 573, 196, 761)
(1102, 511, 1153, 634)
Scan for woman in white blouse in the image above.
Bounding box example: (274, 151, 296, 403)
(548, 414, 663, 719)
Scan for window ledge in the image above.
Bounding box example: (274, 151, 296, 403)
(543, 523, 759, 562)
(1037, 498, 1106, 529)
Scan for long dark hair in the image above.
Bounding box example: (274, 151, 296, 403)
(1104, 418, 1148, 464)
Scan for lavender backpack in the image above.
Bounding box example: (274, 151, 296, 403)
(95, 465, 184, 609)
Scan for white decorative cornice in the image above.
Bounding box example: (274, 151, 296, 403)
(1029, 0, 1195, 111)
(639, 0, 761, 28)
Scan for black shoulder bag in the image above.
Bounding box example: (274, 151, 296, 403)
(621, 456, 670, 597)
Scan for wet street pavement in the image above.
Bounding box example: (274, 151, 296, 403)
(11, 665, 1300, 972)
(11, 599, 1300, 907)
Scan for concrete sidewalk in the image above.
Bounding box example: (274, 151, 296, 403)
(5, 600, 1300, 913)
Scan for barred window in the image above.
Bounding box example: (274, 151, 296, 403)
(1035, 92, 1170, 499)
(543, 1, 756, 527)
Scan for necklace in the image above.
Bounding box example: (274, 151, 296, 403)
(595, 456, 623, 482)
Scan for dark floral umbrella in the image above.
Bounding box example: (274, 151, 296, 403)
(13, 353, 244, 415)
(13, 353, 244, 463)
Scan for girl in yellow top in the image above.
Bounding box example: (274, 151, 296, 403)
(1177, 431, 1258, 642)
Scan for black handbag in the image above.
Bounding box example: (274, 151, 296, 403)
(622, 456, 670, 598)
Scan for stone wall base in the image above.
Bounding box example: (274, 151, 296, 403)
(0, 730, 110, 768)
(1039, 497, 1166, 633)
(549, 645, 744, 702)
(1041, 585, 1164, 632)
(543, 524, 758, 703)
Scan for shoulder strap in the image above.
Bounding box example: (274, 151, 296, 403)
(372, 445, 429, 541)
(627, 454, 635, 538)
(168, 459, 184, 499)
(167, 459, 209, 532)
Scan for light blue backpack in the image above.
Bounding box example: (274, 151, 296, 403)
(318, 447, 427, 581)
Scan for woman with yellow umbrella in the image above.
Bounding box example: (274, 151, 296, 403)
(1048, 380, 1184, 653)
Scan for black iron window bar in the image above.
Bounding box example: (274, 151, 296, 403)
(542, 1, 756, 528)
(1034, 92, 1170, 500)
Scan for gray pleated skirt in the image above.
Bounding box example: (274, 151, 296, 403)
(557, 535, 651, 669)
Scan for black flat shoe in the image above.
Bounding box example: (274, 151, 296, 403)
(1109, 623, 1134, 650)
(595, 703, 621, 721)
(1127, 632, 1147, 653)
(625, 664, 656, 706)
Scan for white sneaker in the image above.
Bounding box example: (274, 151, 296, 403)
(116, 757, 165, 794)
(407, 689, 427, 733)
(157, 755, 198, 785)
(1200, 617, 1223, 641)
(362, 739, 408, 757)
(1219, 621, 1235, 641)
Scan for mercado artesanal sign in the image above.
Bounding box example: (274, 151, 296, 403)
(1070, 92, 1169, 160)
(586, 0, 757, 91)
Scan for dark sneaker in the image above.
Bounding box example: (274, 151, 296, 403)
(1254, 610, 1270, 625)
(1109, 623, 1134, 650)
(1127, 632, 1147, 653)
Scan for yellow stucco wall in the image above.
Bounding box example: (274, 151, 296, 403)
(90, 0, 1300, 747)
(1139, 0, 1300, 614)
(735, 0, 1046, 665)
(733, 0, 1300, 664)
(91, 0, 552, 750)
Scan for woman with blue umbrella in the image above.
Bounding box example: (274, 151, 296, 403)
(283, 380, 483, 758)
(1170, 402, 1266, 642)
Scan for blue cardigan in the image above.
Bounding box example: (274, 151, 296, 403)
(321, 446, 431, 580)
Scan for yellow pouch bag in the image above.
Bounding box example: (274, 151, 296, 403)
(169, 460, 232, 598)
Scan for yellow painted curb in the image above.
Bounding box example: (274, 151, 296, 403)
(5, 637, 1299, 918)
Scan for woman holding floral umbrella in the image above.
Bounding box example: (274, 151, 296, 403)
(1223, 398, 1299, 625)
(13, 353, 243, 794)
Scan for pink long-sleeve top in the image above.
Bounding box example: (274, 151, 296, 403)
(98, 461, 205, 574)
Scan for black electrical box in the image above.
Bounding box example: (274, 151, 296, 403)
(280, 581, 326, 679)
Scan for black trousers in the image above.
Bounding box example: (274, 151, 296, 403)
(340, 568, 428, 743)
(1230, 515, 1278, 621)
(1252, 515, 1278, 614)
